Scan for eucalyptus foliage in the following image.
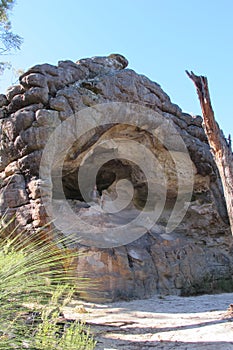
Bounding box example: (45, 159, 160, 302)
(0, 0, 23, 74)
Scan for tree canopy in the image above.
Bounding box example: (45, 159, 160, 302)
(0, 0, 22, 73)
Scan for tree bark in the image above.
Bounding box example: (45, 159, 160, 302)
(186, 71, 233, 234)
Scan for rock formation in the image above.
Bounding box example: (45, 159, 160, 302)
(0, 54, 233, 301)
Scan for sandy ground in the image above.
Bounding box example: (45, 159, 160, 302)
(63, 292, 233, 350)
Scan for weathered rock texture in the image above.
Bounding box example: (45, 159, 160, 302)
(0, 54, 233, 301)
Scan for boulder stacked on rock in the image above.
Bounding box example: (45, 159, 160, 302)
(0, 54, 232, 301)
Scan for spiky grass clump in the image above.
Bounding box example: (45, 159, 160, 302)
(0, 219, 96, 349)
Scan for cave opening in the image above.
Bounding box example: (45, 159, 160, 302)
(52, 158, 148, 209)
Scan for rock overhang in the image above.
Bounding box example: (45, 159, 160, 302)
(0, 53, 232, 301)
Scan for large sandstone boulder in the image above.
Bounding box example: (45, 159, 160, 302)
(0, 54, 233, 301)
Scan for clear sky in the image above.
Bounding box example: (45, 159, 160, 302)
(1, 0, 232, 137)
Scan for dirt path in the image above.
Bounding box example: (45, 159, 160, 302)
(64, 293, 233, 349)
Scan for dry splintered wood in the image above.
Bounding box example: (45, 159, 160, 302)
(186, 70, 233, 233)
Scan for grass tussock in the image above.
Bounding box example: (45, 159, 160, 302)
(0, 218, 96, 349)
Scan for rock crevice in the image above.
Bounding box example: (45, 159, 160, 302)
(0, 54, 232, 301)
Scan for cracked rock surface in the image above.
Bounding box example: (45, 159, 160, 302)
(0, 54, 233, 301)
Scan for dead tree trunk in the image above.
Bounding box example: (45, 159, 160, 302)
(186, 71, 233, 234)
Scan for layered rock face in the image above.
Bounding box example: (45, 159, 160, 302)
(0, 54, 233, 301)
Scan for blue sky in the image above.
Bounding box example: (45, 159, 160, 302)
(1, 0, 233, 136)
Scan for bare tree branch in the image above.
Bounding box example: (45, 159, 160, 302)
(186, 70, 233, 233)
